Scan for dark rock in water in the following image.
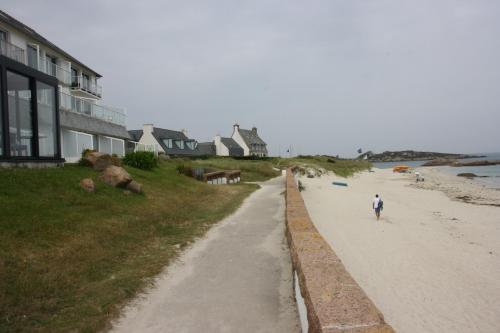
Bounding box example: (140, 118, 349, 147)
(452, 160, 500, 167)
(457, 173, 478, 178)
(422, 159, 456, 167)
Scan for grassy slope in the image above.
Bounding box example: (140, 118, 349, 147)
(190, 157, 281, 181)
(0, 161, 270, 333)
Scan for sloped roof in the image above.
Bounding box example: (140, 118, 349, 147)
(197, 142, 216, 156)
(221, 137, 244, 156)
(128, 130, 143, 142)
(238, 128, 266, 146)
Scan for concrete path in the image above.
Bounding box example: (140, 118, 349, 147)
(111, 175, 300, 333)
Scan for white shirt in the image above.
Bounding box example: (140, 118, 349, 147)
(373, 197, 381, 209)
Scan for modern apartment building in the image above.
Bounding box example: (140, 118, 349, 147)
(0, 10, 130, 165)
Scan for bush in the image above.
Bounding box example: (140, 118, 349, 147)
(123, 151, 158, 170)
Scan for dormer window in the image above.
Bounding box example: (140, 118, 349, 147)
(162, 138, 173, 148)
(186, 141, 197, 150)
(174, 140, 184, 149)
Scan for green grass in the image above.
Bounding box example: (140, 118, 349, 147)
(189, 157, 281, 182)
(0, 161, 262, 332)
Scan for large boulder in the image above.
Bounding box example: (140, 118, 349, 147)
(99, 166, 132, 188)
(126, 180, 143, 193)
(83, 151, 113, 171)
(80, 178, 95, 192)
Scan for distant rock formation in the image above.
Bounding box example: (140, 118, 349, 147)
(359, 150, 483, 163)
(422, 159, 500, 167)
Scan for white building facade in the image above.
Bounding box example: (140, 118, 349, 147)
(0, 10, 130, 163)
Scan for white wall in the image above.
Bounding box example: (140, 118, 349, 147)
(231, 126, 249, 156)
(138, 124, 165, 153)
(214, 135, 229, 156)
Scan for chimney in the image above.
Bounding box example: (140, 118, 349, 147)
(233, 123, 240, 131)
(181, 129, 188, 136)
(143, 124, 154, 133)
(214, 135, 221, 144)
(251, 126, 257, 134)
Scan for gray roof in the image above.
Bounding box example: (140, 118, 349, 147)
(197, 142, 216, 156)
(128, 130, 143, 142)
(238, 128, 266, 146)
(60, 110, 131, 139)
(0, 10, 102, 77)
(221, 137, 244, 156)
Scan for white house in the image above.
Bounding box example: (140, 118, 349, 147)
(128, 124, 204, 157)
(0, 10, 130, 164)
(231, 124, 268, 157)
(213, 135, 244, 157)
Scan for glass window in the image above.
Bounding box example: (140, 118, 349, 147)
(186, 141, 197, 150)
(77, 133, 92, 155)
(37, 81, 57, 157)
(162, 138, 173, 148)
(174, 140, 184, 149)
(27, 45, 38, 69)
(99, 136, 112, 154)
(62, 129, 77, 159)
(111, 138, 124, 156)
(71, 67, 78, 86)
(7, 71, 33, 157)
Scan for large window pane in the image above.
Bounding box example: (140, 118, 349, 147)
(62, 129, 77, 159)
(77, 133, 92, 155)
(99, 136, 111, 154)
(37, 81, 57, 157)
(111, 138, 124, 156)
(7, 71, 33, 157)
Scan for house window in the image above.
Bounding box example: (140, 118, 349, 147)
(27, 45, 38, 69)
(174, 140, 184, 149)
(36, 81, 57, 157)
(82, 73, 90, 91)
(45, 54, 57, 76)
(186, 141, 197, 150)
(162, 138, 173, 148)
(7, 71, 33, 157)
(71, 67, 78, 86)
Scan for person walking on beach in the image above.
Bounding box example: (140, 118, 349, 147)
(373, 194, 383, 220)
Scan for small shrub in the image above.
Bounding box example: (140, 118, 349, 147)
(176, 164, 194, 177)
(123, 151, 158, 170)
(298, 180, 305, 192)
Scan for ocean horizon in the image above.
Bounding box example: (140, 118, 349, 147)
(373, 152, 500, 189)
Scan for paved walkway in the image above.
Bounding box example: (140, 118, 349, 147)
(111, 176, 300, 333)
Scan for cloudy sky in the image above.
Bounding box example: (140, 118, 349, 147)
(3, 1, 500, 156)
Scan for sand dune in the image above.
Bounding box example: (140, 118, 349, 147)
(300, 168, 500, 333)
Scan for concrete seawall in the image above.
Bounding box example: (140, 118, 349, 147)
(285, 168, 395, 333)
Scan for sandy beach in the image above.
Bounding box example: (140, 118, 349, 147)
(300, 168, 500, 333)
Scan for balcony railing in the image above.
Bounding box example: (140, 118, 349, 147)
(71, 75, 102, 98)
(59, 92, 125, 126)
(0, 39, 25, 63)
(39, 57, 72, 85)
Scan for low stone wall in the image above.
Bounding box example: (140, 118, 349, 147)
(285, 168, 395, 333)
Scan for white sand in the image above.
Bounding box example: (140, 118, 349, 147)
(300, 168, 500, 333)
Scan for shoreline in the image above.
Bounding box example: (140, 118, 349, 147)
(299, 168, 500, 333)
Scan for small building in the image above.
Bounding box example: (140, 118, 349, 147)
(128, 124, 203, 157)
(213, 135, 244, 157)
(231, 124, 268, 157)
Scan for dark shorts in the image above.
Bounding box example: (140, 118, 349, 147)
(375, 207, 381, 213)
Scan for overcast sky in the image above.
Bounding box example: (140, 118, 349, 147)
(3, 1, 500, 156)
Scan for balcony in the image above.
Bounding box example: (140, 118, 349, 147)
(0, 39, 25, 63)
(39, 57, 72, 85)
(59, 92, 125, 126)
(71, 75, 102, 98)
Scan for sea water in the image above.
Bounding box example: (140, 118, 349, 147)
(373, 153, 500, 189)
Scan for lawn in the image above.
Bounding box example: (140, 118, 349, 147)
(0, 161, 265, 332)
